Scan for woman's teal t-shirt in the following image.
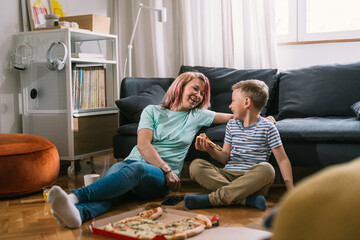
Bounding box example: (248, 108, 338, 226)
(124, 105, 215, 175)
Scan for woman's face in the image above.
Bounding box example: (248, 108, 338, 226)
(179, 78, 205, 111)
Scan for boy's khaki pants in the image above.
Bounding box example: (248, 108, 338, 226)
(189, 158, 275, 206)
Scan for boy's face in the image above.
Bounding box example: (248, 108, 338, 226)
(229, 90, 248, 120)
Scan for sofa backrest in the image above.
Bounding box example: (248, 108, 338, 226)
(179, 65, 278, 116)
(118, 77, 174, 125)
(120, 77, 174, 98)
(277, 62, 360, 120)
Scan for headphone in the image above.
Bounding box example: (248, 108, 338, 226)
(46, 41, 68, 71)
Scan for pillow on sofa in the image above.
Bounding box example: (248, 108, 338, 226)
(179, 65, 278, 116)
(115, 84, 165, 123)
(277, 62, 360, 120)
(351, 101, 360, 119)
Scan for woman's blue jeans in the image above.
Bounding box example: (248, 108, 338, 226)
(72, 160, 170, 222)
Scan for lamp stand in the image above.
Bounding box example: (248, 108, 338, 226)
(127, 3, 166, 77)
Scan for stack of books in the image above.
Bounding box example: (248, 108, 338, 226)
(72, 65, 106, 110)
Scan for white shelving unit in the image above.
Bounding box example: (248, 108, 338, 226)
(16, 28, 119, 177)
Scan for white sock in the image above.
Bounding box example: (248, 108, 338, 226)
(50, 210, 63, 224)
(68, 193, 79, 204)
(47, 185, 82, 228)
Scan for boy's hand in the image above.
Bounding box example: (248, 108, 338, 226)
(196, 139, 231, 165)
(196, 133, 223, 151)
(266, 116, 276, 124)
(195, 137, 213, 152)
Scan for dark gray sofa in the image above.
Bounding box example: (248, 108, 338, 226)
(113, 63, 360, 173)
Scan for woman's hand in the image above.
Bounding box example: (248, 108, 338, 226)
(165, 171, 181, 191)
(160, 162, 181, 191)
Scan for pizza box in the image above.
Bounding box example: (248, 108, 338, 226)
(89, 207, 219, 240)
(188, 226, 272, 240)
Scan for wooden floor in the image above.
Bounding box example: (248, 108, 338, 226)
(0, 154, 287, 240)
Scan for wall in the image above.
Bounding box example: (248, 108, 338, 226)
(0, 0, 112, 134)
(0, 1, 22, 133)
(277, 41, 360, 71)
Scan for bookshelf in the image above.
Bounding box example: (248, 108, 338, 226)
(16, 29, 119, 176)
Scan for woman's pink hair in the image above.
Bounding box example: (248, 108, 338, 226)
(162, 72, 211, 110)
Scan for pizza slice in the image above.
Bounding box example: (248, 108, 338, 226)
(165, 214, 212, 238)
(151, 224, 187, 240)
(105, 223, 157, 240)
(194, 214, 212, 228)
(138, 206, 163, 220)
(105, 216, 160, 239)
(196, 133, 222, 151)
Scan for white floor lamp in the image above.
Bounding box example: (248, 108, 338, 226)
(127, 3, 167, 77)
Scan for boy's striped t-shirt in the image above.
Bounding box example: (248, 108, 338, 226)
(224, 117, 282, 171)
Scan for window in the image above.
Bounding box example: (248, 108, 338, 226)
(275, 0, 360, 43)
(275, 0, 297, 42)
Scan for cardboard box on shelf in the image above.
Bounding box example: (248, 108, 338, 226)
(60, 14, 110, 34)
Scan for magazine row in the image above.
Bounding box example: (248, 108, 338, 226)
(72, 65, 106, 110)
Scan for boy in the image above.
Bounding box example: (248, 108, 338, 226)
(184, 79, 293, 210)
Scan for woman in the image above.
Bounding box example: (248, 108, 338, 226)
(47, 72, 233, 228)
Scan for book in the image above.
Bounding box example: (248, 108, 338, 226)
(71, 52, 105, 59)
(72, 65, 106, 110)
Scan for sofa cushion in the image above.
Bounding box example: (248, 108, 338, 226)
(120, 78, 174, 98)
(351, 101, 360, 119)
(116, 84, 165, 123)
(276, 117, 360, 141)
(179, 66, 278, 116)
(277, 62, 360, 120)
(119, 77, 174, 125)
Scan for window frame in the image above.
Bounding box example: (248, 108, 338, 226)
(276, 0, 297, 43)
(277, 0, 360, 44)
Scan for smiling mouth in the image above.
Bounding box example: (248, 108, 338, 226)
(190, 97, 199, 104)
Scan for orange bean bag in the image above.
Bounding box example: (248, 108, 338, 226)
(0, 133, 59, 198)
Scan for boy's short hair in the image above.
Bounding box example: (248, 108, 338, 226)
(232, 79, 269, 110)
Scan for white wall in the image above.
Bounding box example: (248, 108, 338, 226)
(277, 41, 360, 71)
(58, 1, 111, 17)
(0, 1, 22, 133)
(0, 0, 112, 133)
